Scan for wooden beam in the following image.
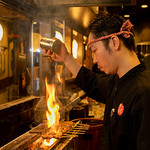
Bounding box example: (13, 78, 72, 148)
(34, 0, 136, 7)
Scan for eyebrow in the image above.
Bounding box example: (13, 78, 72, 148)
(89, 46, 91, 51)
(88, 44, 93, 51)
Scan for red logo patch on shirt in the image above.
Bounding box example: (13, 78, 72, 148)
(117, 103, 124, 116)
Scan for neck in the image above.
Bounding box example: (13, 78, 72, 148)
(117, 50, 140, 78)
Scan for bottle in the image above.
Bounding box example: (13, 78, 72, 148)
(40, 37, 61, 53)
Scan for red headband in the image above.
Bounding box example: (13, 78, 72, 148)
(87, 19, 134, 47)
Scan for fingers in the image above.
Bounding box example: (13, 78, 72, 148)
(51, 53, 56, 60)
(47, 50, 53, 55)
(43, 49, 53, 55)
(42, 47, 62, 62)
(48, 57, 53, 62)
(43, 49, 47, 53)
(51, 53, 62, 62)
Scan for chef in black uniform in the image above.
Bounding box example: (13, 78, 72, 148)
(43, 14, 150, 150)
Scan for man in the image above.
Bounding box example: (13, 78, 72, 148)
(44, 14, 150, 150)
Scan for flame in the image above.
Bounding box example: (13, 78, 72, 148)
(43, 138, 57, 146)
(56, 72, 62, 84)
(44, 77, 61, 146)
(45, 77, 60, 128)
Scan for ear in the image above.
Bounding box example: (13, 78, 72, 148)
(109, 35, 120, 51)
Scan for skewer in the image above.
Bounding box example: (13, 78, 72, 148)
(68, 130, 86, 133)
(73, 126, 89, 130)
(42, 134, 78, 139)
(29, 131, 42, 134)
(61, 135, 78, 138)
(30, 120, 90, 141)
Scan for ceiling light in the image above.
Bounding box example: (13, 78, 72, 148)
(141, 5, 148, 8)
(73, 30, 77, 36)
(0, 24, 3, 41)
(72, 39, 78, 59)
(124, 14, 130, 18)
(33, 21, 37, 24)
(55, 31, 63, 42)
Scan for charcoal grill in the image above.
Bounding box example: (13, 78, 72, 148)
(0, 120, 89, 150)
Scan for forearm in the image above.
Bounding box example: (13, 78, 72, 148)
(64, 53, 82, 77)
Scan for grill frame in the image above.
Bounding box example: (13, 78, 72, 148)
(0, 120, 89, 150)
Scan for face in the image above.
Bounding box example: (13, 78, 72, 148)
(88, 33, 117, 75)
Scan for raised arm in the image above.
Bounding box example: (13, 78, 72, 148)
(43, 40, 82, 77)
(63, 53, 82, 77)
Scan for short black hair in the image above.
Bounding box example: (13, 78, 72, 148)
(88, 14, 135, 51)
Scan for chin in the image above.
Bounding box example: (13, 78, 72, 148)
(105, 72, 110, 75)
(104, 70, 112, 75)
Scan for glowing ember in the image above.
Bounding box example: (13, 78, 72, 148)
(43, 138, 57, 146)
(44, 77, 61, 146)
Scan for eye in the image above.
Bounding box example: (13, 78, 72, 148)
(92, 49, 97, 53)
(92, 49, 97, 59)
(90, 45, 97, 53)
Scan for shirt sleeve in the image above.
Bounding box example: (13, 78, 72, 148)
(134, 88, 150, 150)
(75, 66, 112, 104)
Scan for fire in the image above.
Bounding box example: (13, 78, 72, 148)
(45, 79, 60, 128)
(43, 138, 57, 146)
(56, 71, 64, 96)
(55, 65, 63, 85)
(56, 72, 62, 83)
(44, 77, 61, 146)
